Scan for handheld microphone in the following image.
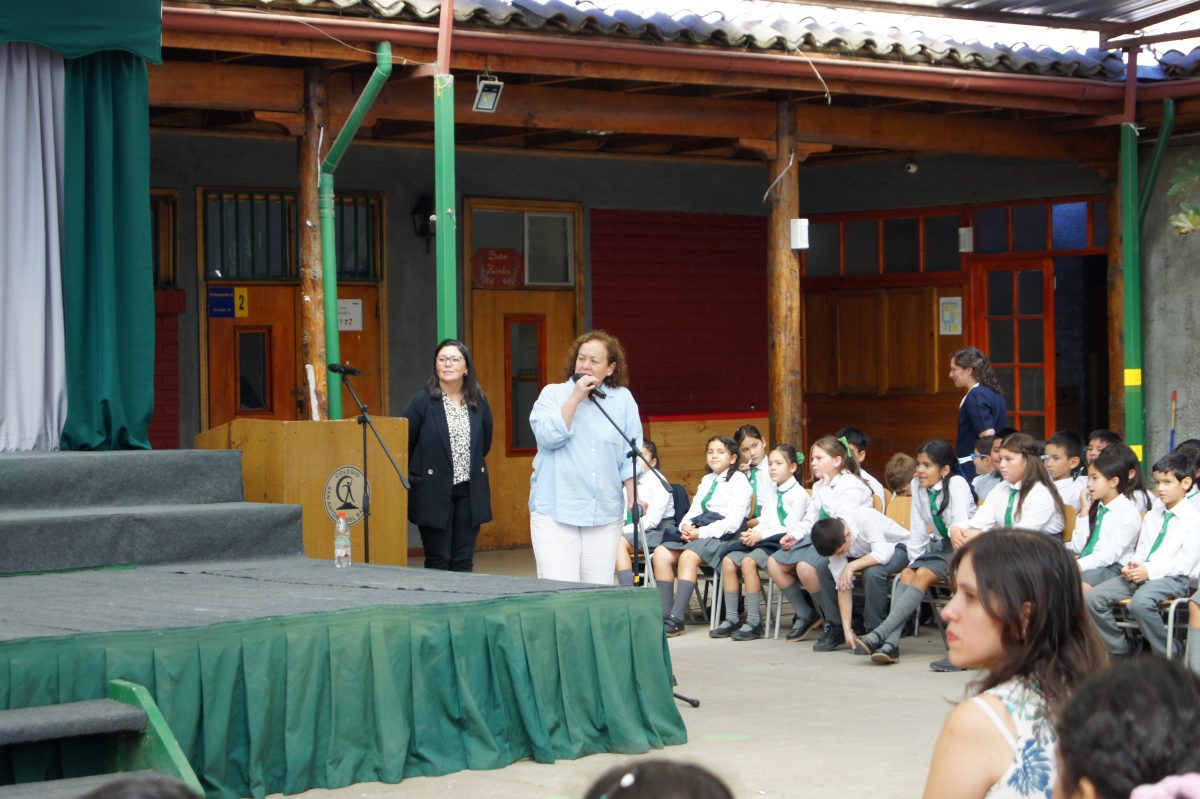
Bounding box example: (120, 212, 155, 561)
(328, 363, 361, 376)
(570, 373, 607, 399)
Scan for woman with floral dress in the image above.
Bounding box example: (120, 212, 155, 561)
(924, 530, 1107, 799)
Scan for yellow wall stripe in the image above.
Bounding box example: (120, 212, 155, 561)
(1124, 369, 1142, 387)
(1131, 444, 1144, 461)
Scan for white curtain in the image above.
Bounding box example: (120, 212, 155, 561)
(0, 43, 67, 451)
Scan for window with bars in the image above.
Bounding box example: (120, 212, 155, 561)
(201, 189, 383, 281)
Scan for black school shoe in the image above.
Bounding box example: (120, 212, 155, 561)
(710, 619, 738, 639)
(870, 643, 900, 664)
(664, 615, 685, 637)
(929, 657, 964, 672)
(813, 623, 845, 652)
(855, 634, 880, 656)
(731, 621, 765, 641)
(786, 615, 823, 642)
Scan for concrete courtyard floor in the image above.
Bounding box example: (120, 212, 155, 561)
(272, 549, 973, 799)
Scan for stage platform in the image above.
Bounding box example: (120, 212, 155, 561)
(0, 559, 687, 798)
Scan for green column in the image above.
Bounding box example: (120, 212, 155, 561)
(433, 74, 459, 341)
(1120, 122, 1144, 461)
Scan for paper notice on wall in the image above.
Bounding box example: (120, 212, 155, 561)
(939, 297, 963, 336)
(338, 299, 362, 332)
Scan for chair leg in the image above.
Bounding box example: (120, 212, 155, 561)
(764, 574, 774, 634)
(709, 569, 722, 630)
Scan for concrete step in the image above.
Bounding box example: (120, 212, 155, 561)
(0, 502, 303, 574)
(0, 771, 161, 799)
(0, 699, 146, 746)
(0, 450, 246, 510)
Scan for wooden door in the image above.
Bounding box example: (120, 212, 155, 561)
(333, 284, 384, 418)
(471, 290, 576, 549)
(974, 257, 1055, 439)
(207, 284, 300, 429)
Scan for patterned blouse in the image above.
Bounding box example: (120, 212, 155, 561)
(442, 394, 471, 485)
(974, 679, 1056, 799)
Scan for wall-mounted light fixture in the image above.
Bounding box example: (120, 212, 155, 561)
(473, 73, 504, 113)
(958, 226, 975, 253)
(790, 218, 810, 250)
(411, 195, 435, 253)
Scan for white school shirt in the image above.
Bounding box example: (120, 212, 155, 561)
(681, 470, 753, 540)
(827, 507, 924, 583)
(1130, 500, 1200, 580)
(743, 459, 777, 520)
(968, 480, 1064, 536)
(860, 468, 886, 509)
(800, 471, 874, 537)
(623, 468, 674, 535)
(1054, 475, 1088, 513)
(1068, 493, 1141, 573)
(1188, 487, 1200, 514)
(752, 477, 811, 539)
(910, 475, 976, 540)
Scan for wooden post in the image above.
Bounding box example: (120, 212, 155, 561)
(767, 100, 803, 450)
(299, 67, 329, 419)
(1106, 178, 1125, 437)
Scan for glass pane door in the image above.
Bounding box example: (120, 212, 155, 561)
(982, 259, 1055, 439)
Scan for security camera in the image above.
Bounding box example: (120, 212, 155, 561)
(904, 159, 918, 174)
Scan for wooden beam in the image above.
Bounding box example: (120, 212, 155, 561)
(148, 61, 1116, 162)
(795, 103, 1116, 162)
(768, 100, 804, 451)
(299, 67, 329, 419)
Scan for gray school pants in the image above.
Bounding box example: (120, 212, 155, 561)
(1085, 574, 1189, 656)
(818, 544, 910, 631)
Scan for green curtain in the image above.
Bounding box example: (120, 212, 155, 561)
(59, 51, 155, 450)
(0, 0, 161, 62)
(0, 591, 688, 798)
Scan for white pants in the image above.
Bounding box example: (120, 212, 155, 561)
(530, 512, 622, 584)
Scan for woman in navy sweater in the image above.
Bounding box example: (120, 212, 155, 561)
(950, 347, 1009, 482)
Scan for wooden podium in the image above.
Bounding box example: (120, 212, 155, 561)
(195, 418, 409, 566)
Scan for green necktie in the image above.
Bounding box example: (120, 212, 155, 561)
(699, 476, 720, 513)
(1078, 505, 1108, 558)
(818, 506, 829, 521)
(1003, 486, 1018, 528)
(1146, 511, 1175, 561)
(749, 465, 760, 517)
(927, 487, 948, 539)
(776, 485, 791, 525)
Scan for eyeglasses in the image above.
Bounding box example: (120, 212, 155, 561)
(971, 454, 989, 460)
(436, 356, 465, 365)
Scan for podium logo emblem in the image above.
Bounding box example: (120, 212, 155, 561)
(324, 466, 366, 525)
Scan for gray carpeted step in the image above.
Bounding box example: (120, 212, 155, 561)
(0, 699, 146, 746)
(0, 503, 303, 574)
(0, 450, 246, 510)
(0, 771, 162, 799)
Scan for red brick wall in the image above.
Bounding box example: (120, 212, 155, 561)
(150, 289, 185, 449)
(590, 210, 768, 416)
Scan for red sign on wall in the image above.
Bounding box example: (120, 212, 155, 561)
(473, 248, 523, 289)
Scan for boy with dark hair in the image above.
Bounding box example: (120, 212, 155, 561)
(971, 434, 1000, 499)
(1085, 450, 1200, 657)
(810, 507, 926, 657)
(1085, 428, 1124, 465)
(1045, 430, 1087, 512)
(835, 426, 885, 508)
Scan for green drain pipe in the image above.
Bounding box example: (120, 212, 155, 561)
(321, 43, 392, 419)
(1122, 99, 1177, 460)
(433, 74, 458, 341)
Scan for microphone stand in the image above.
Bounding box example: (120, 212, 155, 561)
(585, 388, 700, 709)
(337, 370, 410, 564)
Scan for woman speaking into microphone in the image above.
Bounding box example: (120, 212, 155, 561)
(529, 330, 642, 583)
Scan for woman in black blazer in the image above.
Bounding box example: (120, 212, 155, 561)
(400, 339, 493, 571)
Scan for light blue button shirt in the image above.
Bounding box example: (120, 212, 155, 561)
(529, 380, 642, 527)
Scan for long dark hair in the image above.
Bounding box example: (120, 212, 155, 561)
(1109, 443, 1149, 505)
(425, 339, 485, 409)
(916, 438, 970, 517)
(950, 530, 1106, 718)
(1085, 447, 1132, 533)
(952, 346, 1003, 394)
(1001, 432, 1064, 522)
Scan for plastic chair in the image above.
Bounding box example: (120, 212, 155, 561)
(885, 495, 912, 527)
(1062, 506, 1077, 543)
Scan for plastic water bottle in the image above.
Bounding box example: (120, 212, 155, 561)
(334, 512, 351, 568)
